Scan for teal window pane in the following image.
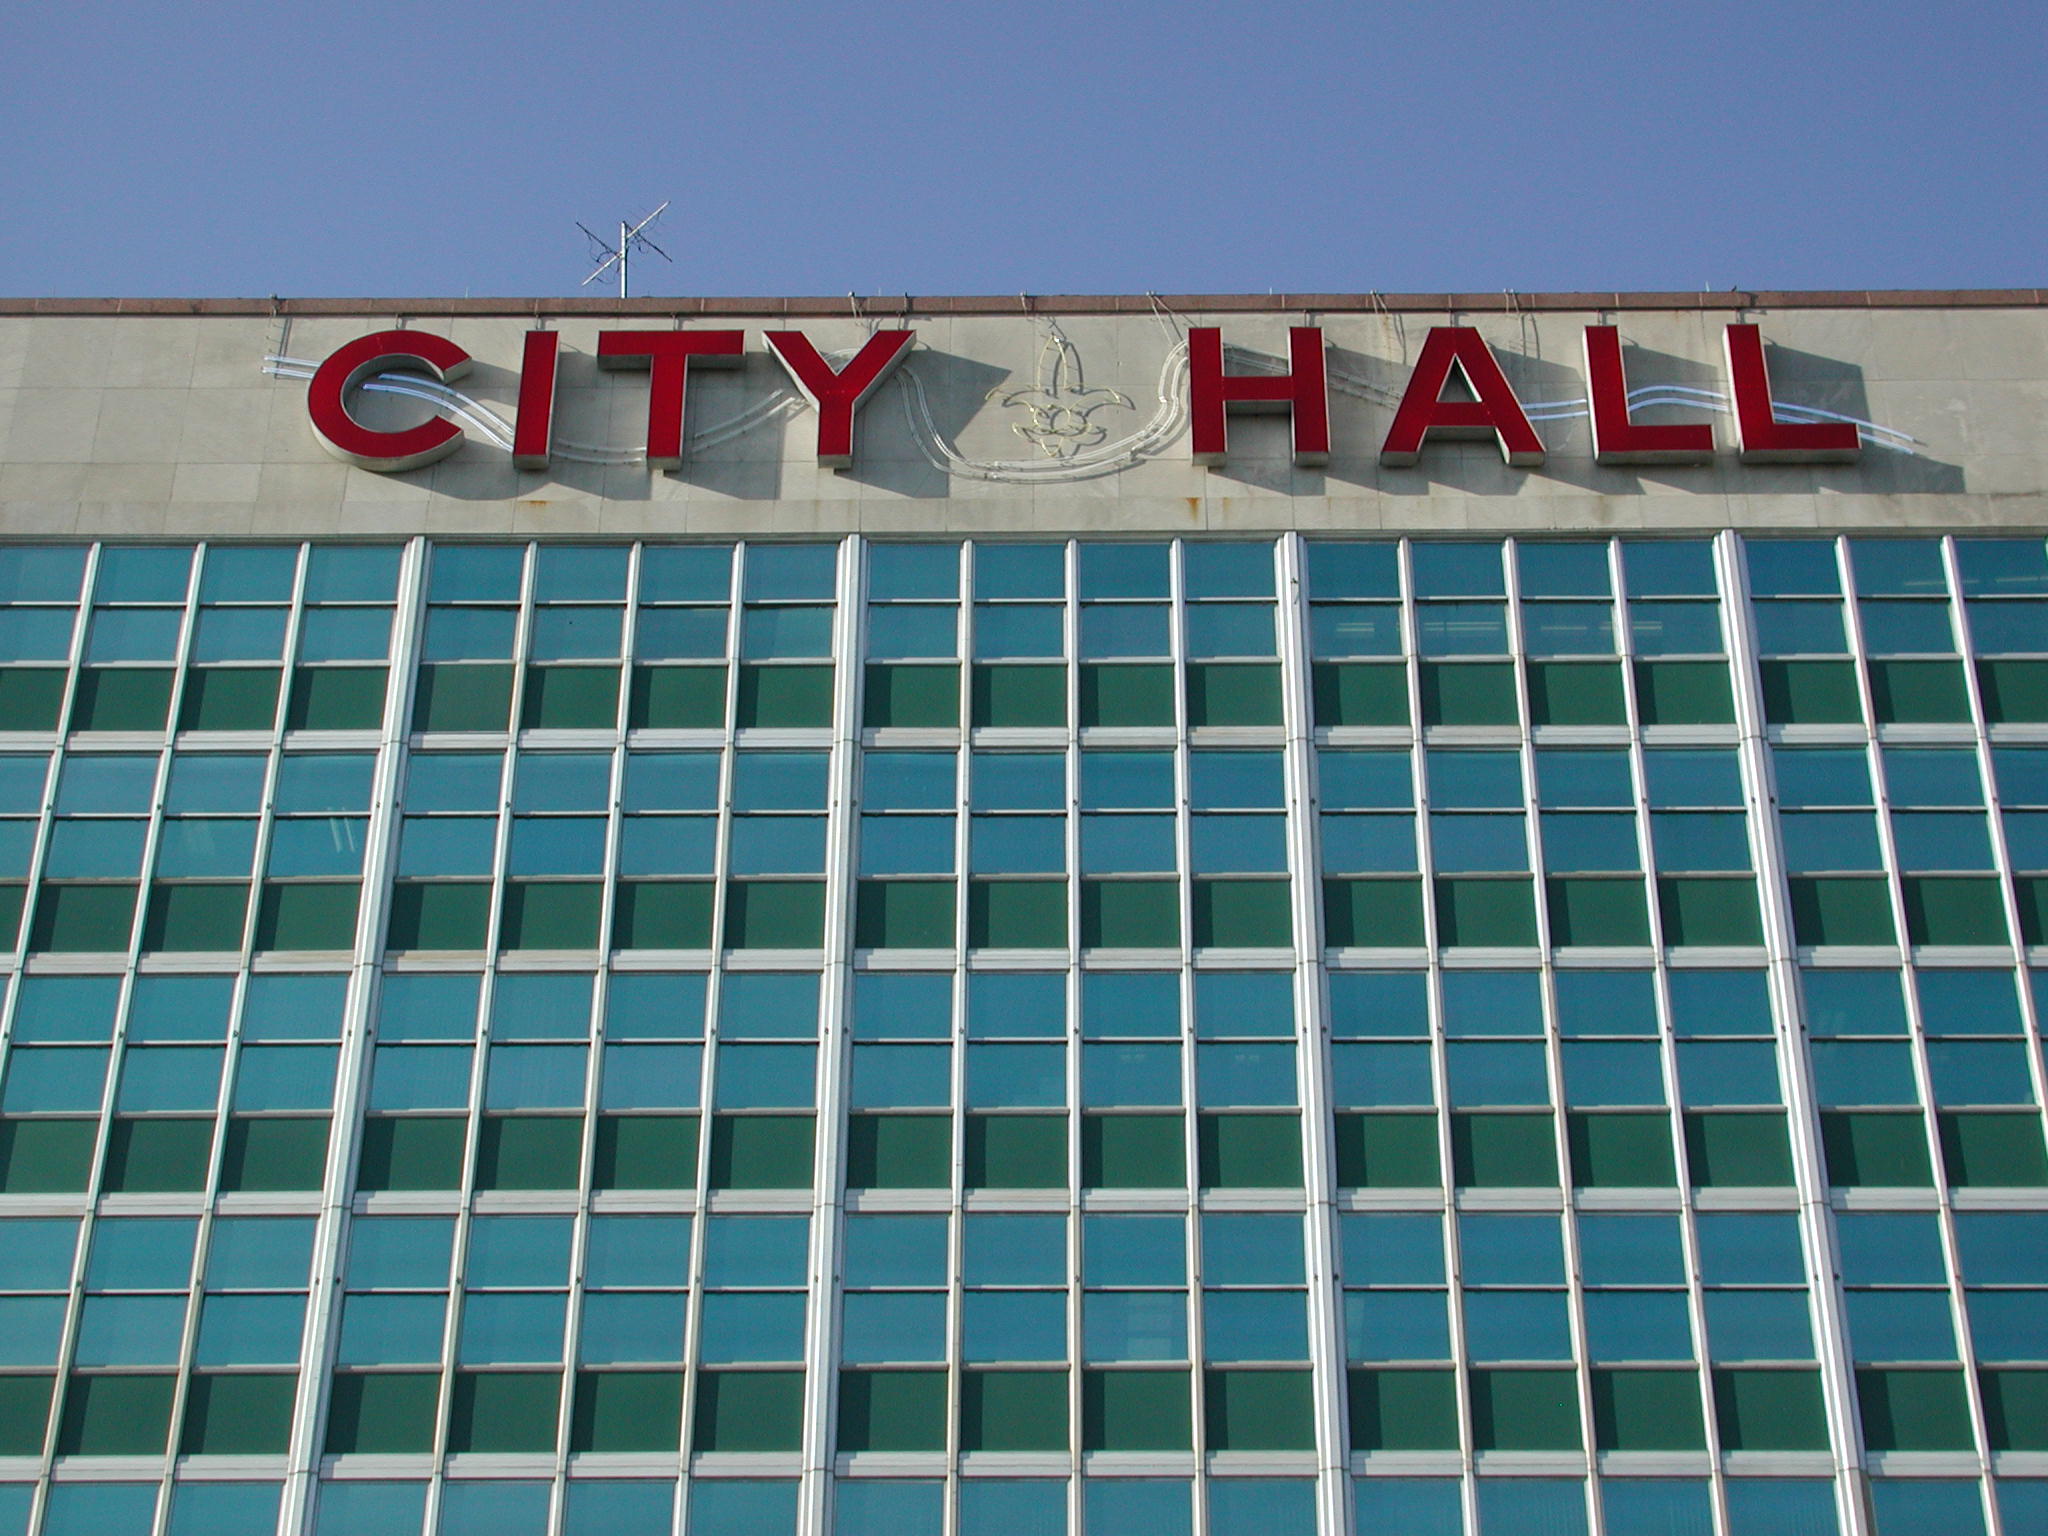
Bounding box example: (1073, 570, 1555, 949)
(465, 1216, 573, 1287)
(343, 1217, 456, 1289)
(967, 1043, 1066, 1107)
(1083, 1215, 1186, 1287)
(696, 1292, 805, 1363)
(687, 1482, 797, 1536)
(166, 1483, 282, 1536)
(1083, 1481, 1190, 1536)
(701, 1216, 809, 1287)
(584, 1216, 692, 1289)
(962, 1290, 1066, 1362)
(719, 973, 820, 1037)
(606, 974, 708, 1039)
(75, 1292, 188, 1364)
(841, 1292, 946, 1364)
(1203, 1214, 1304, 1286)
(599, 1044, 702, 1110)
(205, 1218, 316, 1289)
(1583, 1290, 1693, 1361)
(195, 1293, 307, 1365)
(458, 1291, 567, 1364)
(1085, 1290, 1187, 1361)
(966, 1215, 1066, 1286)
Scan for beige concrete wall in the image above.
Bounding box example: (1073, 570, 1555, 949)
(0, 303, 2040, 540)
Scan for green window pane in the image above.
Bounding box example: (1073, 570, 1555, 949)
(856, 880, 956, 949)
(323, 1372, 440, 1454)
(592, 1114, 698, 1190)
(0, 885, 24, 948)
(1323, 878, 1424, 948)
(1527, 661, 1625, 726)
(1902, 877, 2008, 946)
(1592, 1369, 1706, 1451)
(256, 882, 359, 950)
(500, 881, 602, 950)
(1197, 1114, 1301, 1188)
(1083, 1113, 1183, 1189)
(693, 1370, 803, 1452)
(447, 1370, 560, 1453)
(1451, 1113, 1557, 1188)
(1081, 880, 1179, 948)
(612, 881, 714, 949)
(1978, 660, 2048, 724)
(180, 1373, 294, 1455)
(1312, 662, 1409, 727)
(1421, 663, 1517, 727)
(1634, 661, 1734, 725)
(1079, 664, 1174, 727)
(57, 1374, 175, 1456)
(1869, 660, 1970, 724)
(1981, 1369, 2048, 1451)
(1334, 1113, 1441, 1188)
(522, 665, 620, 729)
(355, 1115, 466, 1192)
(1434, 877, 1537, 947)
(413, 663, 514, 732)
(180, 667, 281, 732)
(1193, 878, 1291, 947)
(1658, 878, 1763, 946)
(1546, 877, 1649, 946)
(1939, 1112, 2048, 1187)
(0, 1119, 97, 1193)
(1762, 660, 1863, 725)
(1082, 1368, 1191, 1451)
(287, 666, 387, 730)
(386, 882, 491, 950)
(1822, 1112, 1934, 1187)
(629, 665, 727, 729)
(723, 881, 825, 949)
(219, 1117, 328, 1192)
(1789, 878, 1897, 946)
(1684, 1112, 1794, 1186)
(143, 882, 248, 951)
(570, 1371, 682, 1452)
(707, 1114, 814, 1189)
(1205, 1368, 1313, 1450)
(865, 664, 960, 728)
(1349, 1369, 1458, 1451)
(30, 883, 137, 952)
(736, 665, 833, 728)
(967, 1114, 1068, 1189)
(0, 1376, 52, 1457)
(101, 1118, 212, 1192)
(847, 1114, 949, 1189)
(1186, 663, 1282, 726)
(2016, 878, 2048, 946)
(836, 1369, 946, 1452)
(972, 664, 1065, 727)
(961, 1370, 1069, 1452)
(475, 1115, 582, 1190)
(1568, 1113, 1676, 1187)
(969, 879, 1066, 948)
(1470, 1369, 1581, 1451)
(71, 668, 173, 732)
(0, 669, 66, 731)
(1857, 1368, 1973, 1451)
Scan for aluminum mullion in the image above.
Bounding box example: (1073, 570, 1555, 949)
(1168, 539, 1211, 1536)
(1400, 536, 1477, 1530)
(281, 533, 430, 1536)
(1279, 533, 1352, 1536)
(1716, 529, 1870, 1536)
(1062, 536, 1085, 1536)
(674, 540, 745, 1525)
(798, 532, 865, 1536)
(1503, 538, 1603, 1536)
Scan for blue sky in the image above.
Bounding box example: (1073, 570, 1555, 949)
(0, 0, 2040, 297)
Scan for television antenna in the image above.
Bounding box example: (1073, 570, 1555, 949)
(579, 202, 671, 299)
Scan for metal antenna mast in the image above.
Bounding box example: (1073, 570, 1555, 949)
(578, 202, 672, 299)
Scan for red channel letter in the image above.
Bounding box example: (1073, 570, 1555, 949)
(1379, 327, 1545, 468)
(596, 330, 747, 469)
(1187, 327, 1330, 466)
(512, 331, 560, 470)
(306, 330, 474, 472)
(763, 330, 915, 468)
(1722, 324, 1860, 463)
(1583, 325, 1715, 465)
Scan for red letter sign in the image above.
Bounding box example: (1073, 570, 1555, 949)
(596, 330, 747, 469)
(764, 330, 914, 469)
(1187, 327, 1330, 466)
(1380, 327, 1544, 467)
(1583, 325, 1714, 465)
(512, 330, 560, 471)
(1722, 324, 1860, 463)
(306, 330, 474, 472)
